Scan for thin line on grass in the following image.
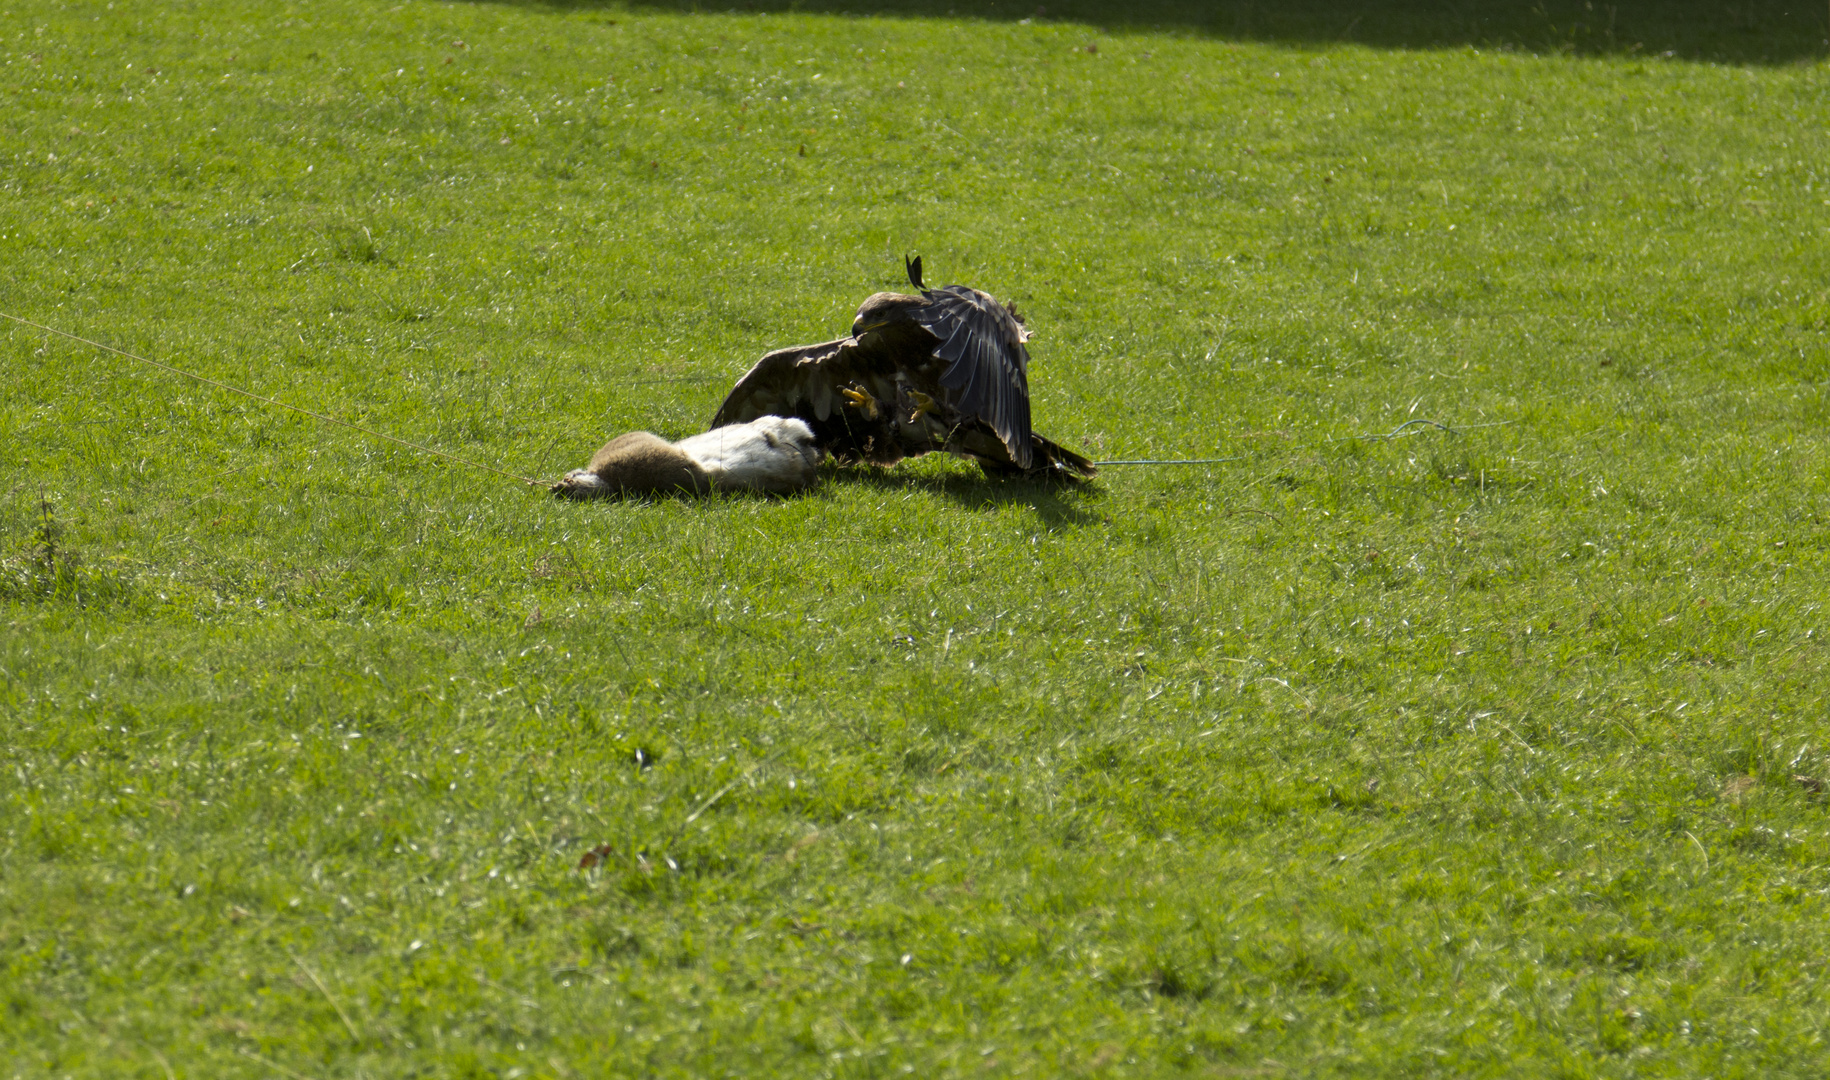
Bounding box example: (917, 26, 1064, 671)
(1328, 418, 1517, 442)
(624, 374, 723, 385)
(1492, 720, 1539, 756)
(9, 309, 1517, 495)
(1098, 416, 1513, 470)
(286, 949, 362, 1045)
(683, 777, 742, 827)
(1225, 507, 1284, 526)
(1094, 456, 1247, 466)
(931, 120, 983, 152)
(664, 763, 773, 848)
(1685, 831, 1710, 875)
(236, 1047, 322, 1080)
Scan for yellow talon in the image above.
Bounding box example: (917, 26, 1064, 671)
(840, 384, 880, 419)
(907, 389, 938, 423)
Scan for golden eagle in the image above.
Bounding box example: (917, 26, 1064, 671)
(711, 257, 1096, 480)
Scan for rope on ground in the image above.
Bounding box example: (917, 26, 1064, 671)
(1327, 417, 1517, 442)
(2, 310, 549, 489)
(5, 310, 1518, 483)
(1098, 416, 1517, 466)
(1093, 456, 1248, 466)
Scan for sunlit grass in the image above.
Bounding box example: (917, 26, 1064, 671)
(3, 1, 1829, 1076)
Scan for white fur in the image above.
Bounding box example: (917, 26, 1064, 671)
(676, 416, 821, 493)
(557, 470, 607, 492)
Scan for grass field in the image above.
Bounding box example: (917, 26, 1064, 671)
(4, 1, 1830, 1076)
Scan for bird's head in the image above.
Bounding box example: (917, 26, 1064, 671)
(849, 292, 928, 338)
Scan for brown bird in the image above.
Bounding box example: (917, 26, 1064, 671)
(710, 257, 1096, 480)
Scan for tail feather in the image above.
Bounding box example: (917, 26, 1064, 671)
(1031, 434, 1098, 479)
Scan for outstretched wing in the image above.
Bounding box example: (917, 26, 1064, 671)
(711, 337, 855, 429)
(710, 336, 912, 465)
(912, 285, 1035, 470)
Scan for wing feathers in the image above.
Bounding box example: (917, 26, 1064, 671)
(711, 339, 851, 429)
(913, 284, 1034, 469)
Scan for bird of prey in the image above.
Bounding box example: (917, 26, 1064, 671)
(711, 257, 1096, 480)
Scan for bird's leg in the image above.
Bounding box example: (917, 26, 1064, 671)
(906, 389, 939, 424)
(840, 383, 881, 420)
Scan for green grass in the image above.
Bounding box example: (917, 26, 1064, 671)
(4, 1, 1830, 1076)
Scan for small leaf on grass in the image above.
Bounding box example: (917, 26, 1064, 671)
(577, 842, 614, 870)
